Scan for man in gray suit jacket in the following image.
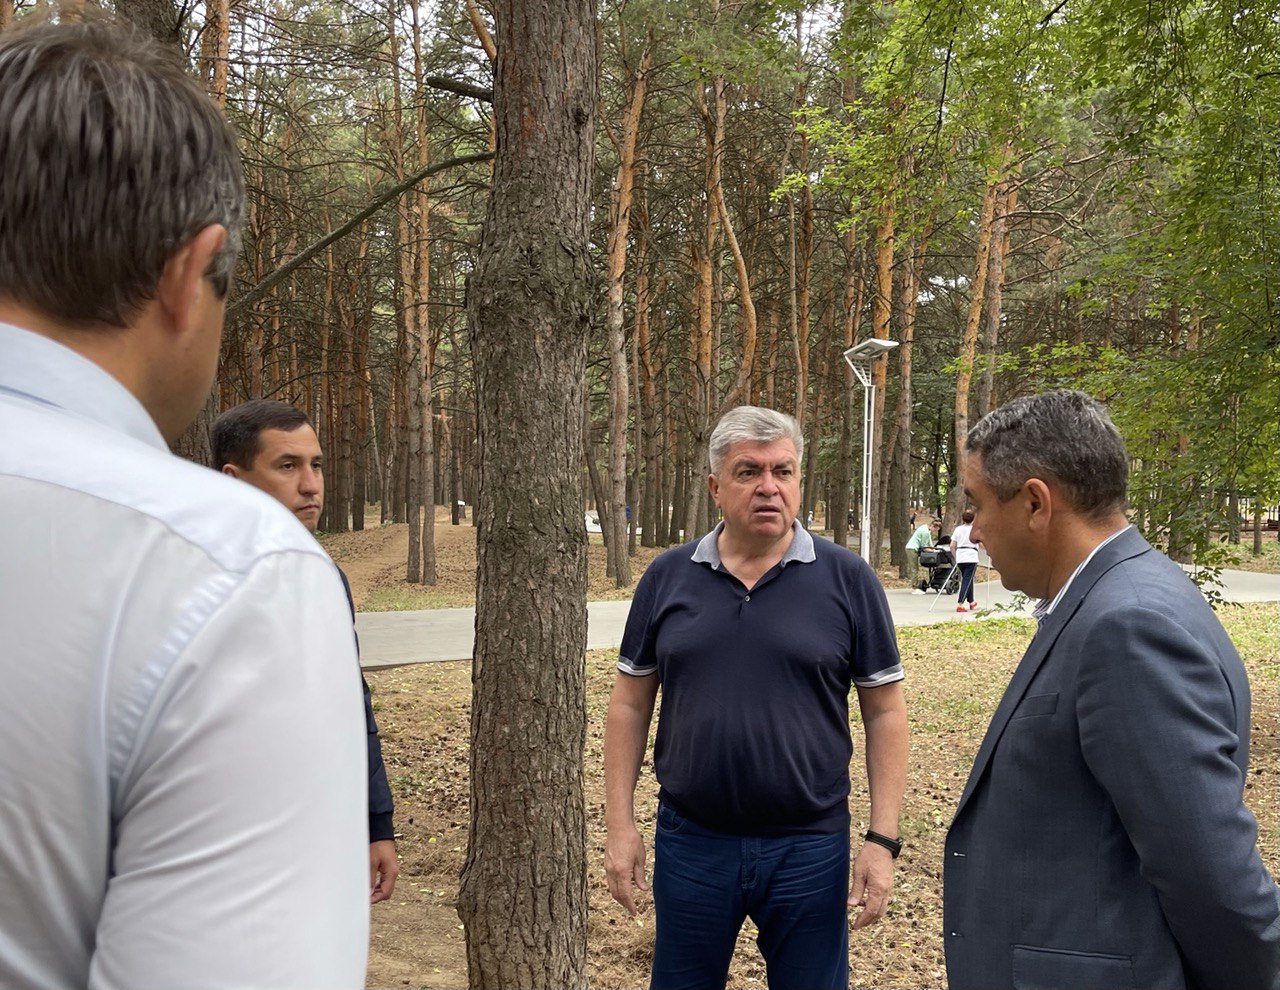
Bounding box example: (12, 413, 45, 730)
(944, 390, 1279, 990)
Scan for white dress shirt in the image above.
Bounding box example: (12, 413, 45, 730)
(1032, 524, 1132, 623)
(0, 322, 369, 989)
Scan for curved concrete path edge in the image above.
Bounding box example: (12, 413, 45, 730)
(355, 566, 1278, 670)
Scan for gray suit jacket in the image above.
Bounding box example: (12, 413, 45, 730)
(944, 527, 1280, 990)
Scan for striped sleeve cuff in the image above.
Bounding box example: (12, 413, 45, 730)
(853, 664, 904, 688)
(616, 654, 658, 677)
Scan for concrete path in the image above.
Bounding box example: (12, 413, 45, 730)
(356, 565, 1277, 670)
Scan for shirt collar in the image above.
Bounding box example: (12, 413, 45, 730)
(1032, 524, 1132, 622)
(0, 321, 166, 451)
(691, 518, 816, 570)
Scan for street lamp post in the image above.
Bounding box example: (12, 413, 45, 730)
(843, 338, 899, 563)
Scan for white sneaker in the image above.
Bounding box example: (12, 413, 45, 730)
(911, 589, 926, 596)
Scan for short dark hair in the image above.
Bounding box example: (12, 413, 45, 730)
(962, 509, 975, 524)
(965, 389, 1128, 519)
(212, 400, 313, 470)
(0, 11, 244, 327)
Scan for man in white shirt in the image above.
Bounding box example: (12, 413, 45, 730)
(0, 14, 368, 990)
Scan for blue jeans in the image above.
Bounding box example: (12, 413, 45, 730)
(957, 561, 977, 605)
(650, 803, 850, 990)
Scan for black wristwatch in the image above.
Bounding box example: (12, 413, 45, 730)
(864, 830, 902, 858)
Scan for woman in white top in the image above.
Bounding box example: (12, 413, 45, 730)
(950, 509, 981, 611)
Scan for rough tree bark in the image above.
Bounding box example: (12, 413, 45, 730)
(457, 0, 597, 985)
(197, 0, 229, 109)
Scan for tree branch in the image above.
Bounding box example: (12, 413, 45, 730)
(424, 75, 493, 103)
(228, 150, 494, 319)
(1039, 0, 1070, 27)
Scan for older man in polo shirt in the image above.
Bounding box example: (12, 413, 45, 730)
(603, 405, 908, 990)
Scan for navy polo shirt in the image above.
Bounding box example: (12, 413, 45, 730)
(619, 521, 902, 836)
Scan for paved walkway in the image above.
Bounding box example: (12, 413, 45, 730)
(356, 563, 1278, 670)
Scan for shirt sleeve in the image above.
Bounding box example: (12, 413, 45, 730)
(364, 674, 396, 842)
(89, 551, 369, 990)
(847, 559, 903, 688)
(617, 563, 660, 676)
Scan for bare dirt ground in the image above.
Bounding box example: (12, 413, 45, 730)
(320, 515, 1278, 989)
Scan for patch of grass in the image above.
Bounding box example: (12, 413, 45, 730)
(1219, 534, 1280, 574)
(363, 585, 475, 611)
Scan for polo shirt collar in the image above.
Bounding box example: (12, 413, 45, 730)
(691, 519, 816, 570)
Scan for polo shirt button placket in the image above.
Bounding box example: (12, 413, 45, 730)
(744, 595, 750, 602)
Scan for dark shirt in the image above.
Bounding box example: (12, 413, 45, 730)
(337, 568, 395, 842)
(619, 522, 901, 836)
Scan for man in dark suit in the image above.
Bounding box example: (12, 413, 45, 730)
(213, 399, 399, 904)
(944, 389, 1279, 990)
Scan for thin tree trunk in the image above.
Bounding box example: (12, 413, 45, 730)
(636, 207, 660, 549)
(865, 193, 895, 562)
(603, 50, 649, 587)
(832, 225, 863, 550)
(946, 162, 1004, 529)
(411, 0, 436, 584)
(458, 0, 595, 985)
(979, 168, 1019, 419)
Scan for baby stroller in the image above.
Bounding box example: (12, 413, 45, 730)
(918, 542, 960, 595)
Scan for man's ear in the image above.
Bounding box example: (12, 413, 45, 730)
(221, 463, 242, 479)
(154, 224, 228, 335)
(1024, 477, 1053, 532)
(707, 473, 720, 504)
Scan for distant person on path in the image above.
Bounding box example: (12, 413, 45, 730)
(949, 510, 979, 611)
(603, 405, 908, 990)
(944, 389, 1280, 990)
(0, 14, 368, 989)
(905, 515, 939, 594)
(213, 398, 399, 904)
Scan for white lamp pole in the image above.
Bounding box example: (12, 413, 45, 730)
(843, 338, 899, 562)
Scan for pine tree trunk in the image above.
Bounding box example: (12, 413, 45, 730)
(832, 226, 863, 550)
(636, 218, 660, 549)
(865, 194, 895, 562)
(946, 166, 1002, 529)
(458, 1, 596, 983)
(978, 169, 1019, 419)
(603, 51, 649, 587)
(198, 0, 230, 109)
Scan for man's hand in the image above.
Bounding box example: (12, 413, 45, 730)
(604, 824, 649, 915)
(369, 839, 399, 904)
(848, 840, 894, 930)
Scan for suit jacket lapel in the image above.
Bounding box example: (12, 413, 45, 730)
(951, 527, 1152, 823)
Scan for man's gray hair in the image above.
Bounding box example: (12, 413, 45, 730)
(966, 389, 1128, 519)
(709, 406, 804, 476)
(0, 11, 245, 328)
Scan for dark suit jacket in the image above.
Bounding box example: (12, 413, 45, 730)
(337, 567, 396, 842)
(944, 527, 1280, 990)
